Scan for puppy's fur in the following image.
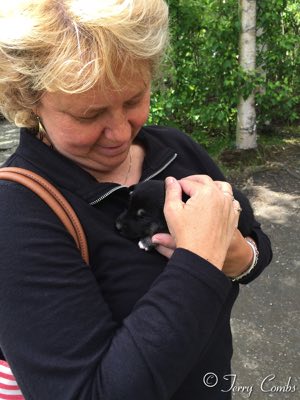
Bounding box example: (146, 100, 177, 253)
(116, 180, 255, 251)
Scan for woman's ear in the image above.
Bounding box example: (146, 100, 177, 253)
(31, 105, 39, 117)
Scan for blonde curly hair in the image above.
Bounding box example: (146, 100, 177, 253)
(0, 0, 169, 128)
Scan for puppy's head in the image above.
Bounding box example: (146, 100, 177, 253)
(115, 180, 167, 240)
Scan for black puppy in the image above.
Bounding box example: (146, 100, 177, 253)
(116, 179, 255, 251)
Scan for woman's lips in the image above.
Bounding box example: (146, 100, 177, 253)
(97, 143, 128, 156)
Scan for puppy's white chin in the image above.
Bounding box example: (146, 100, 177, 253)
(138, 240, 150, 251)
(138, 237, 155, 251)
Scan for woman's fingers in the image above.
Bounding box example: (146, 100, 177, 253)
(178, 177, 214, 199)
(233, 201, 241, 230)
(163, 176, 240, 270)
(233, 199, 242, 213)
(180, 176, 235, 198)
(152, 233, 175, 248)
(180, 176, 234, 199)
(151, 233, 175, 259)
(164, 177, 183, 207)
(179, 174, 213, 184)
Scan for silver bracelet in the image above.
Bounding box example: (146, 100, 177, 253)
(231, 237, 259, 282)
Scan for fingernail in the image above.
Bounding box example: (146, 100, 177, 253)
(166, 176, 176, 185)
(151, 234, 159, 244)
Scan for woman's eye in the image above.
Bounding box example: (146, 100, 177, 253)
(125, 99, 141, 108)
(78, 112, 103, 121)
(72, 110, 105, 122)
(77, 114, 99, 121)
(70, 114, 96, 122)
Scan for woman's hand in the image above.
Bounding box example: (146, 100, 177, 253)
(152, 233, 176, 259)
(156, 176, 240, 270)
(152, 229, 254, 277)
(222, 230, 254, 278)
(153, 175, 255, 276)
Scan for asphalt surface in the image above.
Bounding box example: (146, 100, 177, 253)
(229, 153, 300, 399)
(0, 120, 299, 399)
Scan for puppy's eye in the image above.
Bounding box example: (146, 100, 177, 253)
(136, 209, 146, 218)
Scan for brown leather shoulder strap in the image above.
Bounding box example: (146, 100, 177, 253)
(0, 167, 89, 265)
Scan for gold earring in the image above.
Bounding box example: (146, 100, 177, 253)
(35, 115, 54, 149)
(36, 115, 46, 134)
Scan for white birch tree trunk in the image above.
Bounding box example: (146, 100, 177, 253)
(236, 0, 257, 149)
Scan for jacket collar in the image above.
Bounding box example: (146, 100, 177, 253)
(15, 127, 177, 204)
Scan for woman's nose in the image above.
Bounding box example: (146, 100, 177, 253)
(103, 111, 131, 142)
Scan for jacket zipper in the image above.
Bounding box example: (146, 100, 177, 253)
(89, 186, 127, 206)
(142, 153, 177, 182)
(89, 153, 178, 206)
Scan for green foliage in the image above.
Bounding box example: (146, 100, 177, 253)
(256, 0, 300, 125)
(148, 0, 300, 145)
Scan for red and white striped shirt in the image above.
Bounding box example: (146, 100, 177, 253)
(0, 361, 24, 400)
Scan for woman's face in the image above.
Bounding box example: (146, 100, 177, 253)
(35, 77, 151, 179)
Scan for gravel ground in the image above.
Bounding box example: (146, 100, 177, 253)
(229, 157, 300, 399)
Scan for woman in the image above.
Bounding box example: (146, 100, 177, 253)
(0, 1, 272, 399)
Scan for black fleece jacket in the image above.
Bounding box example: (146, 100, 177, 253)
(0, 126, 272, 400)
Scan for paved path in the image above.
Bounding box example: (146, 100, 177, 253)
(1, 122, 299, 399)
(230, 163, 300, 399)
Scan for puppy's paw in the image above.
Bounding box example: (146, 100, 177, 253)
(138, 237, 156, 252)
